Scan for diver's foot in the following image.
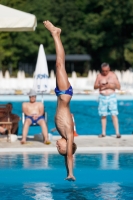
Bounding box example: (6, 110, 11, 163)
(116, 134, 121, 138)
(44, 140, 51, 145)
(43, 20, 61, 36)
(98, 134, 106, 138)
(65, 175, 76, 181)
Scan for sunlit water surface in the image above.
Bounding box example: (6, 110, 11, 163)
(0, 153, 133, 200)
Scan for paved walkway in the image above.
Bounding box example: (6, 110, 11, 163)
(0, 135, 133, 153)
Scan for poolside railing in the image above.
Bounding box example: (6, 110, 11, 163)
(0, 70, 133, 94)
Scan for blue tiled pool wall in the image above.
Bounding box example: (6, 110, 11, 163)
(0, 100, 133, 135)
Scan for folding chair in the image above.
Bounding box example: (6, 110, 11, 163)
(0, 104, 12, 142)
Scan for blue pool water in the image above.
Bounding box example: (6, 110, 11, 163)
(1, 100, 133, 135)
(0, 153, 133, 199)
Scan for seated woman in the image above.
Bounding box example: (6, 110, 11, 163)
(43, 20, 77, 181)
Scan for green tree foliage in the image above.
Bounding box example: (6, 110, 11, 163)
(0, 0, 133, 72)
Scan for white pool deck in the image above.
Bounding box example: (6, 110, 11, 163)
(1, 94, 133, 101)
(0, 135, 133, 153)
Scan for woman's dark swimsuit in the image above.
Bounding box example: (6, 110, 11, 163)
(25, 115, 45, 125)
(55, 85, 73, 96)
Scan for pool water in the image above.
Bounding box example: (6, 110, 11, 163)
(0, 153, 133, 200)
(1, 100, 133, 135)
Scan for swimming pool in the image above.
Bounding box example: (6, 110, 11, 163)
(0, 152, 133, 199)
(1, 99, 133, 135)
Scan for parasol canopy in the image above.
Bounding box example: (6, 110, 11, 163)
(33, 44, 50, 94)
(0, 4, 37, 31)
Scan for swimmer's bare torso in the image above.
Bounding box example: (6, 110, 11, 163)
(23, 102, 43, 119)
(55, 95, 73, 139)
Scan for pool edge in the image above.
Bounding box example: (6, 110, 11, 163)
(0, 147, 133, 153)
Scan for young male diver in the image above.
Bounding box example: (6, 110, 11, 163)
(43, 20, 77, 181)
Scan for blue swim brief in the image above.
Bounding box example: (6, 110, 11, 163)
(25, 115, 45, 125)
(55, 85, 73, 96)
(98, 93, 118, 116)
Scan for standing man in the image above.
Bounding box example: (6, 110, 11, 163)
(21, 89, 50, 144)
(94, 63, 121, 138)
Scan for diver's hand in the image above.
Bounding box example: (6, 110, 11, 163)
(65, 175, 76, 181)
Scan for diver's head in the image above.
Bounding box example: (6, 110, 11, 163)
(56, 138, 77, 156)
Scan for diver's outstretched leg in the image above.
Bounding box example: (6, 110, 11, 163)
(43, 20, 70, 90)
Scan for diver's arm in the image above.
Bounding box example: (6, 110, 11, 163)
(64, 156, 69, 176)
(65, 134, 75, 181)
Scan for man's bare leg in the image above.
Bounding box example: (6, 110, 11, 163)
(37, 119, 51, 144)
(99, 116, 106, 137)
(112, 115, 121, 138)
(43, 20, 70, 90)
(21, 119, 31, 144)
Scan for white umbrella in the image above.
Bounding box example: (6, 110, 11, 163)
(0, 4, 37, 31)
(33, 44, 50, 102)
